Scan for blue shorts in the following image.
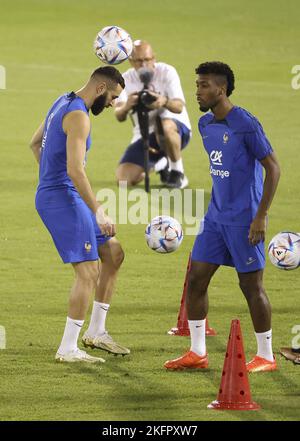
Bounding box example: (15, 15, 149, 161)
(37, 202, 110, 264)
(119, 119, 191, 168)
(191, 218, 265, 273)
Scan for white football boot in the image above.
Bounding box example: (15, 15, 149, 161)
(82, 332, 130, 356)
(55, 348, 105, 363)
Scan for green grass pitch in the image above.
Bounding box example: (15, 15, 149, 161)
(0, 0, 299, 421)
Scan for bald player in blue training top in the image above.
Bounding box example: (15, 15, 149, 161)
(164, 61, 281, 373)
(30, 66, 130, 363)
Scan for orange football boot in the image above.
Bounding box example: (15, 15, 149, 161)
(164, 350, 209, 370)
(246, 355, 277, 373)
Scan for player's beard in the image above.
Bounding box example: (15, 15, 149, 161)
(199, 96, 220, 113)
(199, 104, 210, 112)
(91, 93, 108, 115)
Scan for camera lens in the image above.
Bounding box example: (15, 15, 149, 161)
(140, 91, 156, 106)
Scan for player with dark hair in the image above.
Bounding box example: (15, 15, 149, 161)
(30, 66, 130, 363)
(164, 61, 281, 373)
(194, 61, 235, 97)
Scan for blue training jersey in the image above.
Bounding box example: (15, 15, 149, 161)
(198, 106, 273, 226)
(35, 92, 91, 209)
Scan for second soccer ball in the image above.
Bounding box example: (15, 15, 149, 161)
(145, 216, 183, 253)
(268, 231, 300, 270)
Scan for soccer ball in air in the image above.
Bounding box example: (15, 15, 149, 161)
(145, 216, 183, 253)
(268, 232, 300, 270)
(93, 25, 133, 65)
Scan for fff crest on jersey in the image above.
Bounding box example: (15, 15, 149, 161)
(223, 132, 229, 144)
(84, 241, 92, 252)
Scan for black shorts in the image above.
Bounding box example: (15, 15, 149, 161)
(119, 120, 191, 168)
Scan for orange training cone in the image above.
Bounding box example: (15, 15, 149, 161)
(208, 319, 260, 411)
(168, 253, 217, 336)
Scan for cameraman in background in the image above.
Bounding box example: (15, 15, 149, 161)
(114, 40, 191, 189)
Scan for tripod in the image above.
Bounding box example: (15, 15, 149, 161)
(136, 101, 150, 193)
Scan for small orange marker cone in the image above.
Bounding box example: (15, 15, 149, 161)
(208, 319, 260, 411)
(205, 318, 217, 336)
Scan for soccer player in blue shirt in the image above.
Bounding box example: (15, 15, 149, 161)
(30, 67, 130, 362)
(165, 62, 281, 373)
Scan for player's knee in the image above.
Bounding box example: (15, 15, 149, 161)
(239, 280, 264, 299)
(188, 271, 207, 296)
(113, 244, 125, 269)
(77, 263, 99, 286)
(100, 241, 124, 270)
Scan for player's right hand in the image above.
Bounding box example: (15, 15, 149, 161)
(95, 206, 116, 237)
(248, 215, 267, 245)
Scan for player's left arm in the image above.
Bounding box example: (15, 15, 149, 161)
(30, 121, 45, 164)
(249, 152, 281, 245)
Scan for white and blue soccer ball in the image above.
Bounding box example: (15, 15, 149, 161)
(145, 216, 183, 253)
(268, 231, 300, 270)
(93, 25, 133, 65)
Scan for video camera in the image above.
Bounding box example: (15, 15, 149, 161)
(136, 89, 157, 107)
(132, 67, 157, 113)
(131, 68, 158, 193)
